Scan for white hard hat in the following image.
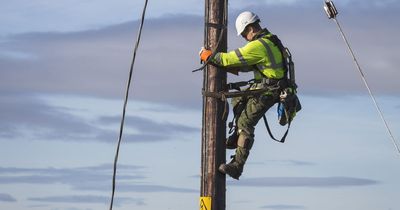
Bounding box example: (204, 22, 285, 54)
(235, 11, 260, 36)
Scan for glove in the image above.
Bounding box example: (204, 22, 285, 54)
(199, 47, 212, 62)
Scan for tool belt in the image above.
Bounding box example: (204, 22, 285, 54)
(251, 78, 288, 94)
(226, 78, 287, 133)
(204, 78, 284, 100)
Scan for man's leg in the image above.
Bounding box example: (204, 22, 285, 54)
(226, 96, 247, 149)
(219, 133, 253, 179)
(219, 94, 278, 179)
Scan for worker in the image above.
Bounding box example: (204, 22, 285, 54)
(199, 11, 289, 179)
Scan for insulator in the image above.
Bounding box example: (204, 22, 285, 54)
(324, 0, 338, 19)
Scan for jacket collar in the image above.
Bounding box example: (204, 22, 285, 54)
(251, 28, 271, 41)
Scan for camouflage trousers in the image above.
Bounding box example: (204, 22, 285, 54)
(232, 93, 280, 141)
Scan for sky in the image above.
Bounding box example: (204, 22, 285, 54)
(0, 0, 400, 210)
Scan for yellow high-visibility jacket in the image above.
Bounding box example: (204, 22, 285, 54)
(212, 30, 285, 81)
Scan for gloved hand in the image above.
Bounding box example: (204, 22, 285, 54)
(199, 47, 212, 62)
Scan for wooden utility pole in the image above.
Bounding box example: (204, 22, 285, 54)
(200, 0, 227, 210)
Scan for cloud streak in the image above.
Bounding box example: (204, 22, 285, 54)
(0, 93, 102, 141)
(0, 2, 399, 111)
(28, 195, 144, 206)
(0, 193, 17, 202)
(229, 176, 378, 188)
(261, 204, 305, 210)
(0, 164, 196, 194)
(0, 93, 198, 143)
(99, 115, 198, 134)
(263, 160, 315, 166)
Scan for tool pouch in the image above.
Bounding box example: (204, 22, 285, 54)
(278, 88, 301, 126)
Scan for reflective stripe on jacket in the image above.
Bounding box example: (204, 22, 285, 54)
(212, 32, 285, 81)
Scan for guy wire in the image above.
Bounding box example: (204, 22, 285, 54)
(333, 17, 400, 154)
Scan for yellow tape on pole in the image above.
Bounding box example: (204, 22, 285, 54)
(200, 196, 211, 210)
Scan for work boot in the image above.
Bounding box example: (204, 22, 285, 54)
(226, 132, 238, 149)
(218, 147, 249, 180)
(218, 158, 242, 180)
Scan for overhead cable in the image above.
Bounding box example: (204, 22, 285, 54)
(109, 1, 149, 210)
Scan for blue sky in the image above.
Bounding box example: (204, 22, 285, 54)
(1, 0, 400, 210)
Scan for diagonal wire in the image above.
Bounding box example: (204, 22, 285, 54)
(109, 0, 149, 210)
(333, 17, 400, 154)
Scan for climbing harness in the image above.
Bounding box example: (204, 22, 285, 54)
(109, 1, 149, 210)
(258, 33, 301, 143)
(324, 0, 400, 155)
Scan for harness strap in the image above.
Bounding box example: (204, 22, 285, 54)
(263, 35, 291, 79)
(262, 114, 291, 143)
(221, 94, 229, 122)
(202, 89, 230, 122)
(257, 38, 284, 69)
(206, 22, 227, 30)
